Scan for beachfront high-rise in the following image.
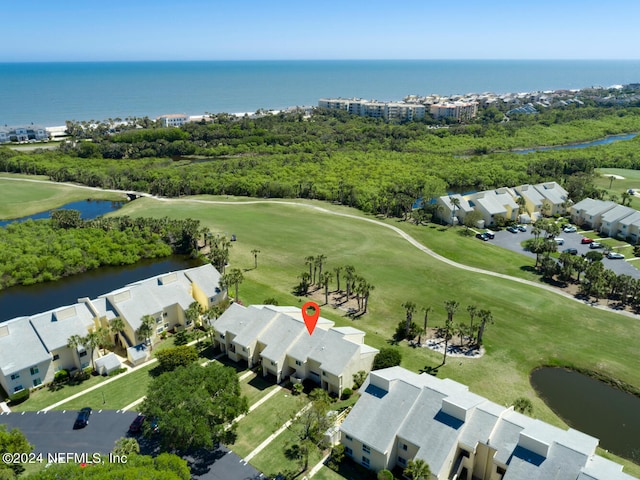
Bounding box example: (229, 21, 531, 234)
(318, 98, 426, 122)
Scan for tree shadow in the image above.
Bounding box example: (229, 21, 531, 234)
(183, 445, 228, 478)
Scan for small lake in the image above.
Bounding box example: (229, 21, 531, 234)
(513, 132, 637, 154)
(530, 367, 640, 461)
(0, 199, 125, 227)
(0, 255, 202, 322)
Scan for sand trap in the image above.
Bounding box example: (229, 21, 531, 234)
(604, 174, 626, 180)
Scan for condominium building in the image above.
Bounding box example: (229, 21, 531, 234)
(318, 98, 425, 122)
(157, 114, 189, 127)
(0, 125, 49, 143)
(429, 102, 478, 121)
(340, 367, 635, 479)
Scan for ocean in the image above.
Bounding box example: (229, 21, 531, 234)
(2, 60, 640, 127)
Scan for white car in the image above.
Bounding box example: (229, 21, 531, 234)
(563, 225, 577, 233)
(554, 237, 565, 245)
(607, 252, 625, 259)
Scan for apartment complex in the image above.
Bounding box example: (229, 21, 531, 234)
(0, 264, 225, 395)
(0, 125, 49, 143)
(570, 198, 640, 241)
(437, 182, 569, 227)
(318, 98, 426, 122)
(340, 367, 634, 479)
(157, 113, 189, 127)
(429, 102, 478, 121)
(213, 304, 378, 395)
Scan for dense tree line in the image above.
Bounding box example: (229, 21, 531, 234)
(0, 213, 206, 290)
(1, 106, 639, 217)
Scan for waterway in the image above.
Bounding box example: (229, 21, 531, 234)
(0, 199, 125, 227)
(530, 367, 640, 461)
(0, 255, 202, 322)
(513, 132, 637, 154)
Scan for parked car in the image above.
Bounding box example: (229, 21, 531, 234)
(554, 237, 565, 245)
(562, 248, 578, 255)
(73, 407, 92, 429)
(129, 414, 146, 434)
(607, 252, 625, 259)
(484, 230, 495, 239)
(563, 225, 577, 233)
(506, 226, 519, 233)
(581, 237, 594, 244)
(476, 233, 489, 241)
(589, 242, 603, 249)
(517, 225, 527, 232)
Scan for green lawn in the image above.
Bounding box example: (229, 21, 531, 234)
(239, 372, 280, 406)
(232, 389, 306, 459)
(595, 168, 640, 210)
(55, 364, 155, 411)
(0, 174, 126, 219)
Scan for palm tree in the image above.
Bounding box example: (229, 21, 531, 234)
(297, 272, 311, 295)
(516, 196, 527, 215)
(84, 330, 101, 371)
(203, 304, 224, 345)
(344, 265, 356, 299)
(404, 458, 431, 480)
(420, 306, 432, 345)
(466, 305, 478, 346)
(333, 266, 343, 293)
(402, 301, 416, 338)
(251, 249, 260, 269)
(221, 268, 244, 302)
(67, 334, 85, 367)
(109, 316, 125, 349)
(477, 309, 494, 346)
(362, 282, 374, 314)
(320, 271, 331, 305)
(94, 326, 112, 355)
(315, 254, 327, 282)
(305, 255, 315, 282)
(185, 301, 202, 327)
(442, 300, 459, 365)
(450, 197, 461, 225)
(137, 315, 156, 350)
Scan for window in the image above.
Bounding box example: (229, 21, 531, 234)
(345, 435, 353, 441)
(32, 378, 42, 387)
(220, 333, 225, 339)
(53, 354, 60, 361)
(10, 373, 20, 380)
(79, 351, 87, 357)
(295, 360, 302, 366)
(497, 467, 506, 475)
(13, 385, 23, 393)
(156, 317, 162, 324)
(30, 367, 39, 376)
(164, 323, 169, 329)
(361, 456, 370, 467)
(270, 361, 276, 366)
(401, 443, 407, 451)
(157, 327, 164, 334)
(163, 312, 168, 317)
(398, 457, 406, 466)
(322, 371, 327, 377)
(362, 445, 370, 454)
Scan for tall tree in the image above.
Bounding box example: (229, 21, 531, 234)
(402, 301, 417, 338)
(286, 389, 334, 472)
(315, 254, 327, 282)
(185, 301, 202, 327)
(477, 309, 494, 346)
(137, 315, 156, 350)
(305, 256, 315, 282)
(333, 266, 343, 292)
(141, 362, 248, 452)
(320, 271, 331, 305)
(251, 249, 260, 269)
(221, 268, 244, 303)
(442, 300, 459, 365)
(466, 305, 478, 346)
(0, 424, 32, 478)
(450, 197, 461, 225)
(419, 305, 432, 345)
(344, 265, 356, 299)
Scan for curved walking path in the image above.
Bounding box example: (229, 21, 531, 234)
(1, 176, 637, 320)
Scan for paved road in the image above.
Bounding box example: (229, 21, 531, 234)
(0, 411, 263, 479)
(488, 226, 640, 278)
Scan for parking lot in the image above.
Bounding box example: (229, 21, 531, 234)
(484, 225, 640, 278)
(0, 410, 263, 479)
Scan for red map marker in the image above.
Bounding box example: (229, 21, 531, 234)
(302, 301, 320, 335)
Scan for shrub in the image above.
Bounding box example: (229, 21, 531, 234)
(174, 330, 189, 346)
(352, 370, 367, 390)
(108, 367, 127, 377)
(9, 389, 30, 405)
(341, 388, 353, 400)
(377, 469, 394, 480)
(54, 369, 69, 383)
(160, 331, 168, 340)
(373, 348, 402, 370)
(156, 345, 198, 371)
(327, 444, 345, 471)
(512, 397, 534, 415)
(292, 383, 304, 395)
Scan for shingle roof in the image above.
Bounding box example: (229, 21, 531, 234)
(183, 264, 222, 298)
(29, 303, 94, 352)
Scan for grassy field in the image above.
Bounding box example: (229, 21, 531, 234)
(2, 177, 640, 475)
(0, 175, 125, 219)
(595, 168, 640, 210)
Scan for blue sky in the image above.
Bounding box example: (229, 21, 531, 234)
(3, 0, 640, 62)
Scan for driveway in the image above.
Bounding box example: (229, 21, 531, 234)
(0, 411, 263, 479)
(487, 227, 640, 278)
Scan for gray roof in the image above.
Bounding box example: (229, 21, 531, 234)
(0, 317, 50, 376)
(29, 303, 94, 352)
(95, 352, 121, 371)
(514, 184, 545, 206)
(184, 264, 222, 298)
(127, 343, 149, 362)
(577, 455, 637, 480)
(533, 182, 569, 205)
(618, 211, 640, 228)
(600, 204, 636, 224)
(229, 306, 279, 347)
(259, 314, 306, 364)
(307, 329, 364, 376)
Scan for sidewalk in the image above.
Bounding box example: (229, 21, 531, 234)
(244, 402, 311, 462)
(308, 452, 331, 478)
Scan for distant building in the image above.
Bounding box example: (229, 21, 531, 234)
(157, 114, 189, 127)
(0, 125, 49, 143)
(318, 98, 425, 122)
(340, 367, 636, 479)
(429, 102, 478, 121)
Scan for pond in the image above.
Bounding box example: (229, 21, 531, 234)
(513, 132, 637, 154)
(0, 199, 126, 227)
(530, 367, 640, 461)
(0, 255, 203, 323)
